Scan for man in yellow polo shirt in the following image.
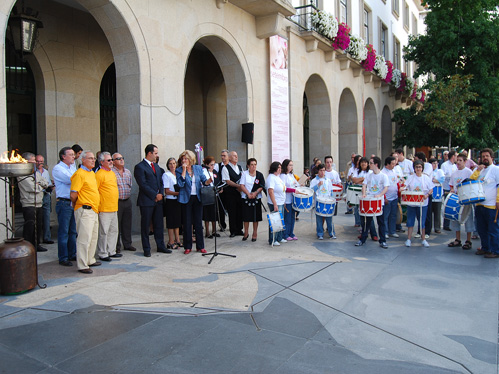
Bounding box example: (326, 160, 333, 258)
(95, 152, 122, 262)
(70, 151, 101, 274)
(469, 148, 499, 258)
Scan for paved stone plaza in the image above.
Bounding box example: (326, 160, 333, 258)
(1, 202, 498, 374)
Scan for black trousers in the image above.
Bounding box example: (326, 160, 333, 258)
(140, 202, 166, 254)
(22, 206, 43, 249)
(116, 198, 133, 250)
(181, 195, 204, 250)
(225, 191, 243, 235)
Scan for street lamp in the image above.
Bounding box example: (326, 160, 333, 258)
(8, 6, 43, 54)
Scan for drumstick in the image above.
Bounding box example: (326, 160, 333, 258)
(495, 209, 498, 223)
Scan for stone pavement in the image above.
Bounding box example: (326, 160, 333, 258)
(0, 201, 498, 374)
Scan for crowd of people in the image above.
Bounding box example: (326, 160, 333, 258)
(18, 145, 499, 275)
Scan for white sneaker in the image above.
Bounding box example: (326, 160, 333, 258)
(405, 239, 411, 247)
(272, 241, 280, 246)
(414, 234, 421, 238)
(280, 239, 287, 243)
(425, 234, 430, 239)
(390, 233, 399, 238)
(422, 240, 430, 247)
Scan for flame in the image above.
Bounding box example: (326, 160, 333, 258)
(0, 150, 28, 163)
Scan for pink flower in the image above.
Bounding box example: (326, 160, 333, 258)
(397, 72, 407, 92)
(411, 83, 418, 99)
(332, 22, 351, 51)
(361, 44, 376, 72)
(383, 61, 393, 83)
(420, 91, 426, 103)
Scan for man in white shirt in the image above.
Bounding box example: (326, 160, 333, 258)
(356, 157, 389, 248)
(469, 148, 499, 258)
(395, 148, 413, 177)
(36, 154, 54, 244)
(382, 156, 399, 238)
(441, 150, 457, 231)
(448, 153, 474, 250)
(310, 164, 335, 240)
(222, 151, 243, 237)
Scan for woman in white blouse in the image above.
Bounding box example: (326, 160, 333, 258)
(163, 157, 181, 249)
(280, 159, 299, 241)
(266, 161, 286, 246)
(239, 158, 265, 242)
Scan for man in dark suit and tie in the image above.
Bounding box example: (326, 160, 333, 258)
(134, 144, 172, 257)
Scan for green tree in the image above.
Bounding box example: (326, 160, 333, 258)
(404, 0, 499, 149)
(425, 75, 481, 150)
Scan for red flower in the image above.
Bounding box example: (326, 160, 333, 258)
(361, 44, 376, 72)
(384, 61, 393, 83)
(332, 22, 351, 51)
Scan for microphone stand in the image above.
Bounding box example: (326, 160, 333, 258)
(203, 183, 236, 264)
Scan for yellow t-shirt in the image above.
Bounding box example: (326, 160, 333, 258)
(71, 168, 100, 213)
(95, 168, 119, 212)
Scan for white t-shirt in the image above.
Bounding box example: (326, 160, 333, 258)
(398, 159, 413, 177)
(449, 167, 472, 193)
(240, 170, 263, 199)
(310, 176, 333, 198)
(441, 160, 457, 190)
(381, 167, 398, 201)
(363, 172, 390, 205)
(430, 168, 445, 184)
(405, 174, 434, 207)
(162, 170, 177, 200)
(394, 164, 404, 179)
(280, 173, 299, 204)
(474, 165, 499, 207)
(266, 173, 286, 206)
(325, 169, 341, 184)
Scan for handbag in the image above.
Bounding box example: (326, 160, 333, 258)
(200, 186, 216, 206)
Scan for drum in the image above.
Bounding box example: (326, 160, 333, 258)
(457, 180, 485, 205)
(432, 182, 443, 202)
(401, 191, 425, 206)
(443, 193, 471, 224)
(331, 184, 343, 200)
(346, 185, 362, 206)
(267, 211, 285, 233)
(315, 196, 336, 217)
(359, 196, 383, 217)
(292, 187, 314, 212)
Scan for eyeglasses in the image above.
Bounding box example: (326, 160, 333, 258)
(104, 159, 113, 162)
(113, 157, 124, 161)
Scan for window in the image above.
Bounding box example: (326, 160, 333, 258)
(363, 6, 371, 44)
(412, 14, 418, 35)
(380, 23, 388, 59)
(392, 0, 399, 16)
(403, 2, 409, 30)
(394, 37, 400, 69)
(339, 0, 348, 24)
(404, 59, 410, 75)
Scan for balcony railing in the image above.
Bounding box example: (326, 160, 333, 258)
(289, 3, 319, 32)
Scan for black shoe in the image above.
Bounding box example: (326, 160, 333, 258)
(158, 248, 173, 254)
(110, 253, 123, 258)
(230, 233, 236, 238)
(345, 211, 353, 215)
(69, 256, 77, 261)
(238, 231, 245, 236)
(89, 261, 102, 267)
(214, 233, 220, 237)
(78, 268, 93, 274)
(59, 260, 73, 267)
(125, 246, 137, 251)
(99, 256, 112, 262)
(43, 240, 54, 244)
(37, 246, 48, 252)
(144, 252, 151, 257)
(443, 227, 452, 231)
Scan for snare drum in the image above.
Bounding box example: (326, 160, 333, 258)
(292, 187, 314, 212)
(346, 185, 362, 206)
(443, 193, 471, 224)
(315, 196, 336, 217)
(432, 182, 443, 202)
(401, 191, 425, 206)
(457, 180, 485, 205)
(359, 196, 383, 216)
(267, 211, 285, 233)
(331, 184, 343, 200)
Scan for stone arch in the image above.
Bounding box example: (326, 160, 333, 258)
(184, 35, 248, 160)
(381, 105, 393, 157)
(338, 88, 358, 172)
(364, 98, 378, 158)
(303, 74, 331, 166)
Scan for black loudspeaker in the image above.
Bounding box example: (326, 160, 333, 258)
(241, 122, 254, 144)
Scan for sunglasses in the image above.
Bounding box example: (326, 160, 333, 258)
(113, 157, 124, 161)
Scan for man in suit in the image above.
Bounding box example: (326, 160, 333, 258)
(134, 144, 172, 257)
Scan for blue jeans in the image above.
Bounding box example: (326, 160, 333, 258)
(354, 206, 361, 226)
(268, 204, 284, 244)
(316, 214, 333, 238)
(42, 193, 52, 241)
(407, 205, 428, 229)
(383, 199, 398, 236)
(284, 203, 296, 238)
(475, 205, 499, 254)
(56, 199, 77, 262)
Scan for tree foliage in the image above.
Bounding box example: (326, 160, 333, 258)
(402, 0, 499, 149)
(425, 75, 481, 149)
